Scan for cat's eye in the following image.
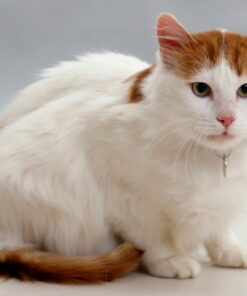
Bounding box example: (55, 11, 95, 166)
(191, 82, 211, 97)
(237, 84, 247, 98)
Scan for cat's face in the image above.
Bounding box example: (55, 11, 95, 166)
(183, 57, 247, 151)
(157, 14, 247, 152)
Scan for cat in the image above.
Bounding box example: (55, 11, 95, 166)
(1, 12, 247, 283)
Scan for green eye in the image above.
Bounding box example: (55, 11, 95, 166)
(237, 84, 247, 97)
(191, 82, 211, 97)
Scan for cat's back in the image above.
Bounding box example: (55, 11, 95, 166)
(52, 52, 149, 83)
(2, 52, 149, 125)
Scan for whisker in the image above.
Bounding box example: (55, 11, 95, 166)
(184, 132, 200, 183)
(171, 131, 195, 181)
(146, 119, 194, 149)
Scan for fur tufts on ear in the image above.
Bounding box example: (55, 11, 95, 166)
(157, 13, 194, 68)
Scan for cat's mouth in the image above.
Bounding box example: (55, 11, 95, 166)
(201, 130, 241, 151)
(207, 131, 234, 141)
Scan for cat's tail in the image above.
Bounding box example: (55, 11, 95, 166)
(0, 243, 144, 284)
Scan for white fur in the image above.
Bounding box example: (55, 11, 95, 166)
(1, 50, 247, 279)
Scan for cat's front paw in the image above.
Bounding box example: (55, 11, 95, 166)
(147, 255, 201, 279)
(211, 246, 247, 268)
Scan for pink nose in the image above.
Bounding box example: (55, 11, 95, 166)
(216, 116, 235, 128)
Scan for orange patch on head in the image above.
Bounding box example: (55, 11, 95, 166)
(170, 30, 247, 78)
(157, 13, 247, 79)
(223, 32, 247, 76)
(173, 30, 223, 78)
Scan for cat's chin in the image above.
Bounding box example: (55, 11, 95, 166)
(199, 134, 242, 152)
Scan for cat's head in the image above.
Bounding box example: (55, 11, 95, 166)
(155, 13, 247, 152)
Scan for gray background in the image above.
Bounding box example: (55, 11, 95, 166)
(1, 0, 247, 110)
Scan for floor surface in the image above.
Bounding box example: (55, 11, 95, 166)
(1, 265, 247, 296)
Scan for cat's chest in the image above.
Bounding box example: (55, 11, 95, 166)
(99, 135, 247, 210)
(137, 166, 247, 234)
(131, 149, 247, 212)
(151, 141, 247, 186)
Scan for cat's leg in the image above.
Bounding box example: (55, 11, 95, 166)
(206, 229, 247, 268)
(138, 215, 201, 279)
(142, 244, 201, 279)
(109, 188, 201, 279)
(115, 222, 201, 279)
(112, 209, 201, 278)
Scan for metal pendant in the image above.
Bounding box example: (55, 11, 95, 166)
(216, 151, 231, 178)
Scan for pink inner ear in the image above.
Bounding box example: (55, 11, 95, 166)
(157, 13, 192, 67)
(160, 38, 182, 49)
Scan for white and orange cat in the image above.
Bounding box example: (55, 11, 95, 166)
(0, 13, 247, 283)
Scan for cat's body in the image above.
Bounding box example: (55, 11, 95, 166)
(1, 13, 247, 282)
(0, 52, 150, 256)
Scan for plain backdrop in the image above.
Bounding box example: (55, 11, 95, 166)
(1, 0, 247, 110)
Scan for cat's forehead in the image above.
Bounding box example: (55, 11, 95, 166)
(174, 30, 247, 79)
(194, 58, 242, 99)
(196, 58, 238, 83)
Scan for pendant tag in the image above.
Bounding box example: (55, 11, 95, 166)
(216, 151, 231, 178)
(223, 154, 227, 178)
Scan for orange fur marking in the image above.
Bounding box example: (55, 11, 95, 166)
(0, 243, 144, 284)
(223, 32, 247, 76)
(126, 31, 247, 104)
(127, 66, 155, 103)
(171, 30, 247, 78)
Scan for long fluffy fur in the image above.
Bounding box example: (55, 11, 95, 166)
(1, 13, 247, 283)
(0, 244, 143, 284)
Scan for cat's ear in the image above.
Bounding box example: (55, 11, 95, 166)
(157, 13, 194, 68)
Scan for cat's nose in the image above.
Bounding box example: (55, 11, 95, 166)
(216, 115, 235, 128)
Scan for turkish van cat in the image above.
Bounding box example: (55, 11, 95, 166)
(1, 13, 247, 282)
